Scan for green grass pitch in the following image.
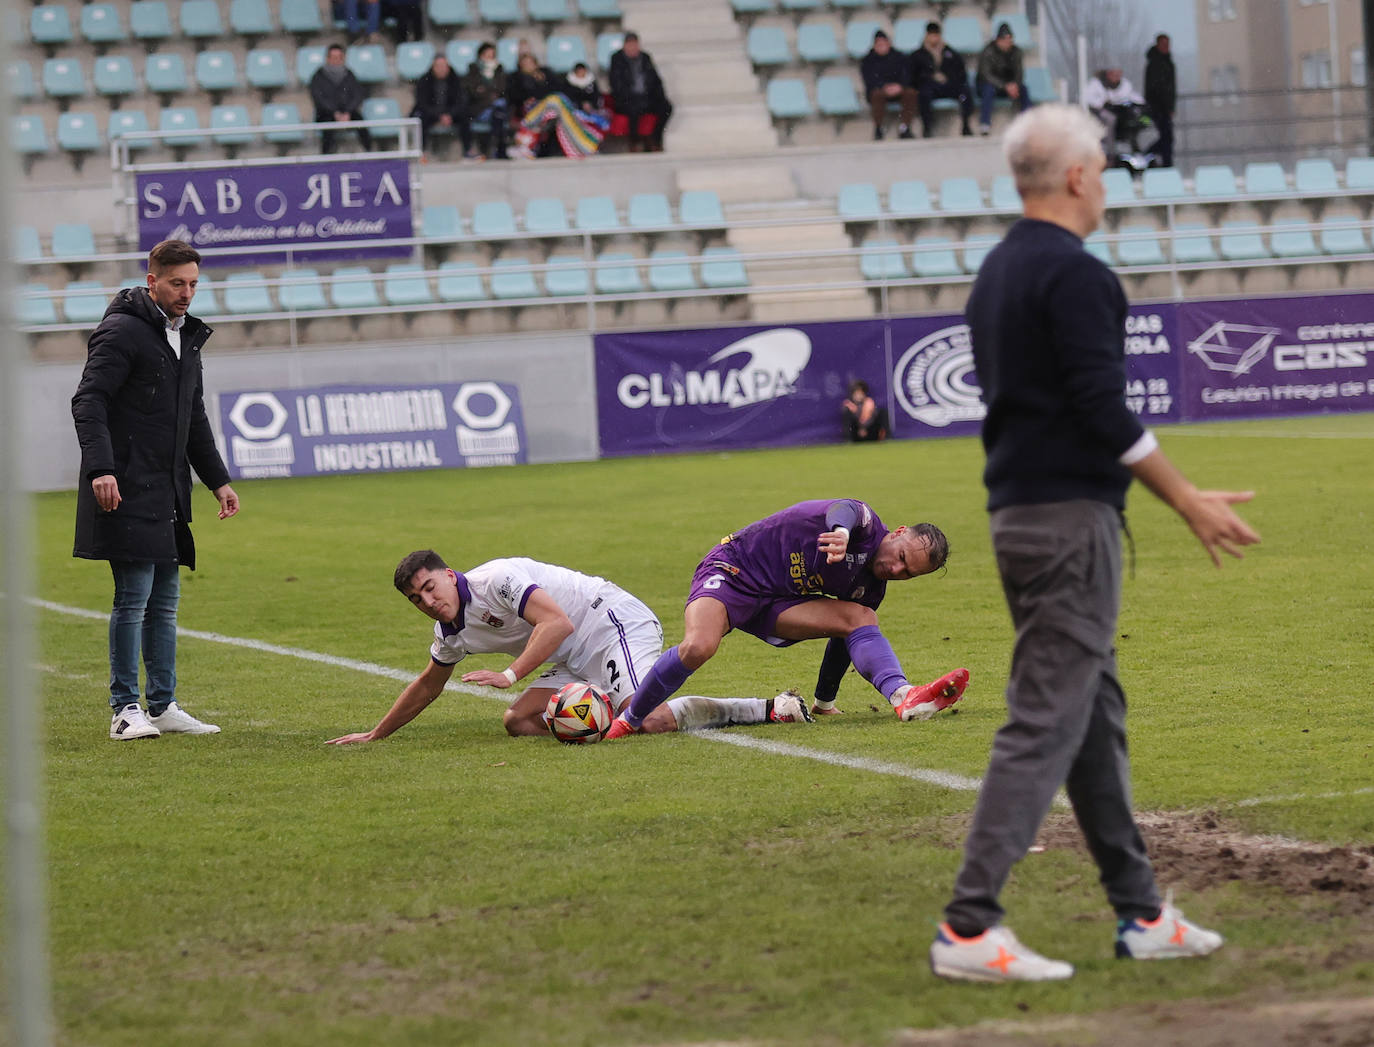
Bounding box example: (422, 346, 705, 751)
(23, 413, 1374, 1045)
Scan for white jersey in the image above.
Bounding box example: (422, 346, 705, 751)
(428, 558, 663, 708)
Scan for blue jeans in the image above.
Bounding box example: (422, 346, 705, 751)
(108, 560, 180, 715)
(978, 81, 1031, 126)
(344, 0, 380, 35)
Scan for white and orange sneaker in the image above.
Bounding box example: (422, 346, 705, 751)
(603, 716, 640, 740)
(1115, 892, 1223, 959)
(930, 923, 1074, 982)
(893, 668, 970, 722)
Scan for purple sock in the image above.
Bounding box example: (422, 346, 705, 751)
(846, 624, 908, 701)
(623, 646, 694, 727)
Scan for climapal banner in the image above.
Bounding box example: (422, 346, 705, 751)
(217, 382, 527, 479)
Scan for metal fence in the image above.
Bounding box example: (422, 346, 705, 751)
(1177, 84, 1370, 170)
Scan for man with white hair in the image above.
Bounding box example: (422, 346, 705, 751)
(929, 105, 1260, 982)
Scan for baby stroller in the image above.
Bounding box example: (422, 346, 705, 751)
(1104, 102, 1163, 172)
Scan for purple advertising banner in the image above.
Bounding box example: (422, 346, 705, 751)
(594, 321, 886, 456)
(217, 381, 526, 480)
(137, 159, 413, 265)
(1176, 292, 1374, 420)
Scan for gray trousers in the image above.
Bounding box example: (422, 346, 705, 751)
(945, 500, 1160, 932)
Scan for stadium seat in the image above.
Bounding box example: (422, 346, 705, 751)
(330, 267, 382, 310)
(700, 246, 749, 289)
(108, 109, 154, 150)
(546, 35, 588, 74)
(179, 0, 224, 43)
(211, 104, 255, 147)
(63, 281, 111, 325)
(422, 204, 463, 240)
(1115, 225, 1166, 266)
(296, 46, 327, 86)
(1218, 221, 1268, 261)
(780, 0, 821, 15)
(544, 254, 590, 296)
(195, 51, 242, 98)
(478, 0, 522, 26)
(491, 258, 540, 299)
(282, 0, 327, 36)
(528, 0, 570, 25)
(888, 179, 933, 218)
(261, 102, 306, 144)
(1193, 164, 1239, 198)
(891, 18, 925, 53)
(473, 201, 518, 239)
(397, 41, 437, 81)
(383, 264, 434, 307)
(1269, 217, 1318, 258)
(829, 0, 869, 13)
(347, 45, 390, 85)
(961, 234, 1000, 272)
(1171, 222, 1218, 264)
(647, 249, 696, 292)
(1293, 157, 1339, 194)
(14, 226, 43, 264)
(575, 195, 620, 232)
(679, 190, 725, 228)
(797, 24, 841, 66)
(428, 0, 475, 30)
(1344, 157, 1374, 191)
(1102, 167, 1137, 205)
(1141, 167, 1187, 200)
(938, 177, 983, 212)
(30, 5, 73, 49)
(595, 32, 625, 71)
(497, 38, 520, 72)
(578, 0, 621, 20)
(1023, 67, 1055, 103)
(1087, 231, 1116, 263)
(628, 193, 673, 230)
(13, 115, 50, 160)
(747, 26, 791, 70)
(42, 59, 87, 105)
(146, 52, 189, 97)
(129, 1, 174, 46)
(51, 225, 96, 263)
(437, 260, 486, 301)
(224, 273, 275, 314)
(361, 96, 404, 142)
(81, 4, 127, 48)
(159, 106, 206, 149)
(766, 77, 813, 133)
(1001, 14, 1034, 50)
(910, 237, 961, 278)
(990, 175, 1019, 212)
(18, 284, 58, 327)
(57, 111, 103, 161)
(1319, 216, 1369, 255)
(94, 56, 138, 99)
(730, 0, 774, 23)
(940, 17, 982, 56)
(816, 76, 861, 121)
(7, 60, 37, 101)
(844, 20, 882, 60)
(447, 39, 481, 73)
(838, 182, 881, 221)
(192, 279, 222, 316)
(246, 48, 290, 95)
(1243, 162, 1287, 196)
(230, 0, 275, 39)
(278, 269, 328, 311)
(524, 197, 570, 235)
(860, 238, 909, 281)
(594, 251, 643, 294)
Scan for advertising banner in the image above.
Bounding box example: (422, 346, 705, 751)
(217, 381, 527, 480)
(1176, 293, 1374, 420)
(136, 159, 413, 265)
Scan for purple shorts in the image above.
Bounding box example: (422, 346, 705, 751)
(686, 553, 813, 647)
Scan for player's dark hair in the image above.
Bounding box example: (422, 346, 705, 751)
(394, 549, 448, 593)
(148, 239, 200, 274)
(910, 522, 949, 572)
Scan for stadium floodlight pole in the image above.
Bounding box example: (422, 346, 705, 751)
(1, 0, 56, 1037)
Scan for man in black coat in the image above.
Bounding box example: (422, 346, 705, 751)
(608, 32, 672, 152)
(860, 30, 916, 140)
(309, 43, 372, 154)
(911, 22, 973, 137)
(72, 239, 241, 741)
(411, 54, 469, 155)
(1144, 33, 1176, 167)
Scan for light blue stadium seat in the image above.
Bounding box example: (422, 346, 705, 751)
(347, 45, 390, 85)
(473, 200, 518, 238)
(196, 51, 242, 96)
(891, 18, 925, 53)
(1023, 66, 1054, 103)
(491, 258, 540, 299)
(57, 111, 102, 157)
(261, 102, 305, 144)
(191, 278, 221, 316)
(1344, 157, 1374, 191)
(1243, 162, 1287, 196)
(829, 0, 869, 10)
(447, 39, 481, 72)
(747, 26, 790, 69)
(278, 269, 328, 311)
(211, 104, 255, 146)
(990, 175, 1019, 212)
(479, 0, 522, 25)
(330, 267, 381, 309)
(524, 197, 570, 235)
(1269, 217, 1318, 258)
(578, 0, 621, 19)
(647, 249, 696, 292)
(81, 4, 127, 47)
(628, 192, 673, 229)
(1218, 221, 1269, 261)
(595, 32, 624, 70)
(437, 261, 486, 301)
(422, 204, 463, 240)
(1293, 158, 1338, 194)
(246, 48, 290, 94)
(888, 179, 933, 218)
(1319, 216, 1369, 255)
(766, 78, 813, 121)
(224, 273, 274, 314)
(816, 76, 861, 119)
(1194, 164, 1239, 198)
(130, 1, 174, 45)
(861, 238, 909, 280)
(844, 20, 882, 60)
(913, 237, 960, 278)
(63, 281, 112, 325)
(575, 195, 620, 232)
(18, 285, 59, 326)
(179, 0, 224, 42)
(780, 0, 821, 14)
(1102, 167, 1137, 204)
(296, 46, 327, 85)
(1171, 222, 1218, 264)
(731, 0, 774, 20)
(938, 177, 983, 212)
(159, 106, 206, 148)
(700, 246, 749, 289)
(361, 96, 403, 142)
(383, 264, 434, 307)
(546, 35, 588, 74)
(230, 0, 275, 37)
(1115, 225, 1166, 266)
(544, 254, 590, 296)
(961, 234, 1001, 273)
(146, 52, 189, 96)
(282, 0, 326, 35)
(397, 41, 436, 81)
(108, 109, 154, 149)
(8, 61, 37, 101)
(1141, 167, 1187, 200)
(428, 0, 475, 30)
(31, 5, 73, 48)
(679, 190, 724, 228)
(528, 0, 570, 24)
(15, 227, 43, 264)
(53, 223, 97, 259)
(940, 16, 982, 56)
(13, 115, 50, 158)
(1000, 14, 1033, 51)
(94, 56, 138, 98)
(595, 251, 643, 294)
(42, 58, 87, 103)
(838, 182, 881, 221)
(497, 38, 520, 72)
(797, 23, 840, 65)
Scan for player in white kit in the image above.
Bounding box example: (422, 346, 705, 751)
(325, 550, 812, 744)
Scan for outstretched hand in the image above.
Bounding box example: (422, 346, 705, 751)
(325, 732, 374, 745)
(462, 669, 513, 688)
(1180, 489, 1260, 567)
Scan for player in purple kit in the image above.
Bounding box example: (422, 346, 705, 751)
(604, 499, 970, 739)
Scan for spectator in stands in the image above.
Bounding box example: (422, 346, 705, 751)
(842, 380, 889, 442)
(343, 0, 381, 44)
(609, 32, 673, 152)
(911, 21, 974, 138)
(1144, 34, 1176, 167)
(387, 0, 425, 43)
(1083, 68, 1144, 157)
(860, 30, 917, 141)
(411, 54, 469, 156)
(508, 52, 559, 119)
(310, 43, 373, 154)
(463, 42, 510, 160)
(975, 22, 1031, 135)
(563, 62, 604, 115)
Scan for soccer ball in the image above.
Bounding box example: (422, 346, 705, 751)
(546, 682, 613, 744)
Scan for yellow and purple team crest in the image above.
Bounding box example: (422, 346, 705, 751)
(546, 682, 613, 744)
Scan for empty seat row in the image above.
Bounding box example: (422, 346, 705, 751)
(838, 176, 1017, 219)
(1123, 159, 1374, 202)
(420, 191, 725, 241)
(748, 14, 1033, 70)
(859, 234, 999, 280)
(1088, 218, 1371, 267)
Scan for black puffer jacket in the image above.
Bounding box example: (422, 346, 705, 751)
(72, 287, 229, 568)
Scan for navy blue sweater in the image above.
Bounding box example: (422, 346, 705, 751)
(966, 218, 1144, 511)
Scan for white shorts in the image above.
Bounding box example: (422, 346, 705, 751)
(536, 587, 663, 712)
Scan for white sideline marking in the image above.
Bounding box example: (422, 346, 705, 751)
(1167, 429, 1374, 440)
(1231, 786, 1374, 808)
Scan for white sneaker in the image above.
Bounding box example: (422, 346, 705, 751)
(148, 701, 221, 735)
(768, 690, 814, 724)
(1116, 891, 1223, 959)
(930, 923, 1074, 982)
(110, 704, 160, 740)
